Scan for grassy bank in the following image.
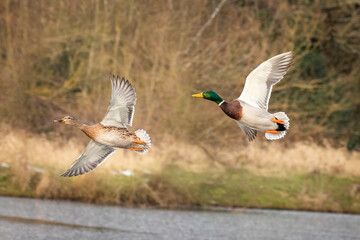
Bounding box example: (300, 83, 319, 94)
(1, 163, 360, 213)
(1, 128, 359, 213)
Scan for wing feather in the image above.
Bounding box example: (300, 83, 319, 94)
(238, 52, 294, 110)
(101, 75, 136, 128)
(235, 121, 257, 141)
(60, 140, 115, 177)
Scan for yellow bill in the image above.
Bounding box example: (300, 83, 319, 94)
(192, 92, 204, 98)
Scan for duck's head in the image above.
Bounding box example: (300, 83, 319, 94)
(53, 116, 82, 127)
(192, 90, 223, 104)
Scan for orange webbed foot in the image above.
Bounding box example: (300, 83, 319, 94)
(130, 147, 143, 152)
(265, 130, 279, 134)
(133, 138, 146, 145)
(270, 118, 284, 125)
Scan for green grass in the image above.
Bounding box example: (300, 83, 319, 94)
(1, 164, 360, 213)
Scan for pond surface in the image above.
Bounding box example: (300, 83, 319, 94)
(0, 196, 359, 240)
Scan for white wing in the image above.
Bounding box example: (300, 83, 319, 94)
(101, 75, 137, 128)
(236, 121, 257, 141)
(60, 140, 115, 177)
(238, 52, 294, 110)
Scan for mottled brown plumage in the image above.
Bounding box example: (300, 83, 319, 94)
(81, 124, 133, 140)
(81, 123, 143, 148)
(54, 76, 151, 177)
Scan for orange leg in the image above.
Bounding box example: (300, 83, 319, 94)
(265, 130, 279, 134)
(270, 118, 284, 125)
(133, 138, 146, 145)
(130, 147, 143, 151)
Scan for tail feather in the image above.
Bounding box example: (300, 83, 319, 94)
(265, 131, 287, 140)
(273, 112, 290, 129)
(265, 112, 290, 141)
(134, 129, 151, 154)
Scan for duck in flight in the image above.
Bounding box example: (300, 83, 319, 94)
(192, 52, 293, 141)
(54, 75, 151, 177)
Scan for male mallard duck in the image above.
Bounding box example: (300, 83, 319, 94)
(54, 75, 151, 177)
(192, 52, 293, 141)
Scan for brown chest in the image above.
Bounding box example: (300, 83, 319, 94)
(81, 124, 103, 140)
(220, 100, 242, 120)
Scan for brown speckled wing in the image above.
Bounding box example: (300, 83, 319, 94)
(60, 140, 115, 177)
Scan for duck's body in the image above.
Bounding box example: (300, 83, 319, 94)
(81, 124, 142, 148)
(193, 52, 293, 141)
(54, 76, 151, 177)
(220, 100, 279, 130)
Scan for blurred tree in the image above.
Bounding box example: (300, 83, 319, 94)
(0, 0, 358, 149)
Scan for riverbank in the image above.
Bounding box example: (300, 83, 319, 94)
(1, 130, 359, 213)
(158, 166, 360, 213)
(1, 164, 360, 213)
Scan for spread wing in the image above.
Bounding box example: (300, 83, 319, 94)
(238, 52, 294, 110)
(236, 121, 257, 141)
(101, 75, 137, 128)
(60, 140, 115, 177)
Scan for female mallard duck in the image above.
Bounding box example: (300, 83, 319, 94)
(192, 52, 293, 141)
(54, 75, 151, 177)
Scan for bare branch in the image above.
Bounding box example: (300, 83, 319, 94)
(183, 0, 228, 55)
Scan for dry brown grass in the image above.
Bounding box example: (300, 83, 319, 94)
(1, 127, 359, 212)
(230, 141, 360, 177)
(1, 126, 359, 182)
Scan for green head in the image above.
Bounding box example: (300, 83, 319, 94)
(192, 90, 223, 104)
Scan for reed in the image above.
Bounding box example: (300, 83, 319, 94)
(1, 127, 360, 212)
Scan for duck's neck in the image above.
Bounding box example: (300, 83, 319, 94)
(75, 122, 86, 128)
(69, 120, 86, 128)
(207, 92, 223, 105)
(219, 100, 243, 120)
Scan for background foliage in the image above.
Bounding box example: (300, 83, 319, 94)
(1, 0, 359, 149)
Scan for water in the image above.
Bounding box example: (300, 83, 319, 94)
(0, 196, 359, 240)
